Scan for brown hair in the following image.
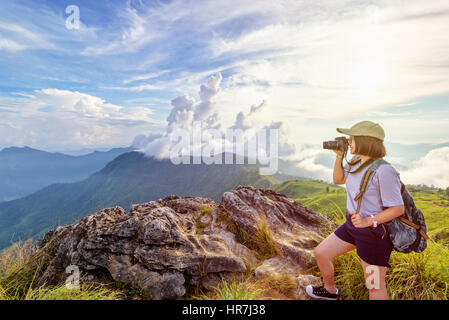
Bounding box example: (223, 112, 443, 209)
(352, 135, 386, 158)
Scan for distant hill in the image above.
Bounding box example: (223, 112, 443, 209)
(0, 151, 276, 249)
(0, 146, 133, 202)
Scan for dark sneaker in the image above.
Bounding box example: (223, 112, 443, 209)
(306, 285, 339, 300)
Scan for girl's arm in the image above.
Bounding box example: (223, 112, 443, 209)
(350, 205, 404, 228)
(333, 150, 346, 184)
(371, 205, 404, 224)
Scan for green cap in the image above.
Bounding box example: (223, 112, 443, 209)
(336, 121, 385, 141)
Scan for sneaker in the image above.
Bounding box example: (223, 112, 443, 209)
(305, 285, 339, 300)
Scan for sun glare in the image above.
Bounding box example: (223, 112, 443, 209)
(350, 59, 389, 90)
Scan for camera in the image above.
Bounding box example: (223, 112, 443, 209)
(322, 136, 349, 153)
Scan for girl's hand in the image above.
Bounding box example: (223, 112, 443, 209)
(349, 212, 371, 228)
(333, 150, 344, 158)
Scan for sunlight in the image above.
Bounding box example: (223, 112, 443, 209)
(350, 59, 389, 90)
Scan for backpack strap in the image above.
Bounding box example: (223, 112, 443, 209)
(353, 160, 431, 240)
(354, 169, 373, 215)
(353, 158, 388, 215)
(397, 216, 430, 240)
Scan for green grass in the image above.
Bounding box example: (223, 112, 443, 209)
(273, 179, 344, 200)
(0, 240, 125, 300)
(193, 277, 265, 300)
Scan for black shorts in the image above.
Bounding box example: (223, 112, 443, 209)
(334, 212, 394, 267)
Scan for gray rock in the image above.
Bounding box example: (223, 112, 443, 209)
(35, 186, 327, 299)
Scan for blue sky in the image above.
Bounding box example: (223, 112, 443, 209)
(1, 0, 449, 186)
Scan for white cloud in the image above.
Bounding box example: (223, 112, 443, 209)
(0, 22, 54, 51)
(123, 70, 170, 84)
(81, 3, 163, 56)
(400, 147, 449, 188)
(197, 0, 449, 147)
(136, 72, 298, 168)
(0, 89, 163, 151)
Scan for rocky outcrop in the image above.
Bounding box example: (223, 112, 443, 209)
(35, 186, 328, 299)
(220, 186, 327, 276)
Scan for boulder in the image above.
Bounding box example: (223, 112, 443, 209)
(221, 186, 327, 276)
(35, 186, 328, 299)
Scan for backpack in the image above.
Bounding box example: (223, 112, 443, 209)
(352, 158, 429, 253)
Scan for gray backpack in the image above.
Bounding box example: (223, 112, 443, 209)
(353, 158, 429, 253)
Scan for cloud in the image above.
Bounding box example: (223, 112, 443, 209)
(136, 72, 299, 169)
(132, 133, 163, 149)
(138, 73, 224, 159)
(200, 0, 449, 146)
(123, 70, 170, 84)
(81, 3, 164, 56)
(400, 147, 449, 188)
(231, 100, 266, 130)
(0, 89, 163, 152)
(0, 22, 54, 52)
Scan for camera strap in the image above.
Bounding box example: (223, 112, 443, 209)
(347, 157, 377, 174)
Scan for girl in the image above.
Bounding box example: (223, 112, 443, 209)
(306, 121, 405, 300)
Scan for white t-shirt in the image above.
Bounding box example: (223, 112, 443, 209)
(343, 156, 404, 218)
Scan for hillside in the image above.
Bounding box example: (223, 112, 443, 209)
(1, 182, 447, 301)
(0, 152, 275, 249)
(0, 146, 132, 202)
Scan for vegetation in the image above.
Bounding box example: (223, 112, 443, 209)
(195, 205, 213, 234)
(0, 240, 123, 300)
(1, 178, 448, 300)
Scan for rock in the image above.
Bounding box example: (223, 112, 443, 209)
(35, 186, 328, 300)
(221, 186, 327, 275)
(254, 257, 300, 278)
(36, 202, 247, 300)
(296, 274, 322, 300)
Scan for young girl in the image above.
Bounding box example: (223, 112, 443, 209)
(306, 121, 405, 300)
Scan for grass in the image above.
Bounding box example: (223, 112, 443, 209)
(240, 216, 277, 261)
(192, 273, 298, 300)
(216, 207, 277, 260)
(195, 205, 213, 234)
(0, 239, 125, 300)
(23, 283, 123, 300)
(193, 277, 264, 300)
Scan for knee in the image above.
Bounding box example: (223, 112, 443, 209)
(314, 246, 327, 260)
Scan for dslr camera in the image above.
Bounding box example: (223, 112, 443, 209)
(322, 136, 349, 153)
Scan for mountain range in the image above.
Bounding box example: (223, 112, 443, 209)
(0, 151, 277, 249)
(0, 146, 133, 202)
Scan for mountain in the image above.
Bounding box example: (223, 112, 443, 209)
(0, 146, 133, 202)
(0, 151, 275, 250)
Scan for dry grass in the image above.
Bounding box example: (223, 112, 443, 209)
(0, 239, 124, 300)
(243, 216, 278, 261)
(192, 272, 298, 300)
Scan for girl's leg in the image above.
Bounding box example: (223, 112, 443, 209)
(314, 233, 356, 293)
(360, 259, 388, 300)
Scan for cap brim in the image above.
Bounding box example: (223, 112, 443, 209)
(336, 128, 353, 135)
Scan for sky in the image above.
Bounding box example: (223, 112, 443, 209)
(1, 0, 449, 187)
